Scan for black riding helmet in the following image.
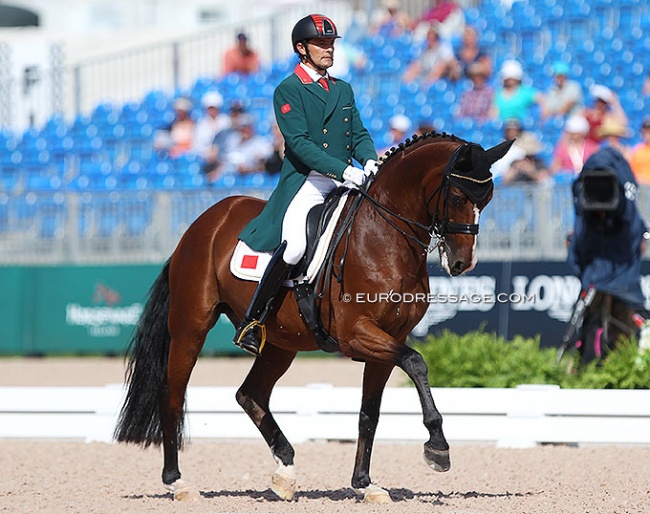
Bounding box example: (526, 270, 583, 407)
(291, 14, 340, 53)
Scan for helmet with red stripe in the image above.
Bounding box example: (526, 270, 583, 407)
(291, 14, 340, 52)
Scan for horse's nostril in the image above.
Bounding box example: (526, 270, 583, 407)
(452, 260, 466, 274)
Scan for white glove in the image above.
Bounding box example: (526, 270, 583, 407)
(342, 165, 366, 186)
(364, 159, 379, 176)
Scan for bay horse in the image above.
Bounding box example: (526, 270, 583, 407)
(114, 132, 512, 503)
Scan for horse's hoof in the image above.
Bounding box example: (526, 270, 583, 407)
(271, 463, 296, 501)
(355, 484, 393, 503)
(423, 446, 451, 472)
(164, 478, 201, 502)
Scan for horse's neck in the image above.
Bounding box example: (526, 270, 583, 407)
(373, 153, 440, 227)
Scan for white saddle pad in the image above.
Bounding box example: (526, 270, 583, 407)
(230, 191, 350, 284)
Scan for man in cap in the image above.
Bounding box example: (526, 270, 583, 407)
(153, 97, 195, 159)
(458, 61, 494, 122)
(491, 59, 543, 122)
(377, 113, 412, 156)
(584, 84, 629, 144)
(550, 114, 598, 176)
(223, 32, 261, 76)
(194, 90, 232, 168)
(233, 14, 378, 356)
(541, 60, 584, 120)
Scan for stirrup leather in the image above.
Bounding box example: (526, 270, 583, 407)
(236, 319, 267, 354)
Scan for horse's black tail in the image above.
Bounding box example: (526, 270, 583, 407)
(114, 258, 182, 447)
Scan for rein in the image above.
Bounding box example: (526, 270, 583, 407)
(355, 144, 483, 253)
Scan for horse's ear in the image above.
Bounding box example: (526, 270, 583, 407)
(484, 139, 515, 165)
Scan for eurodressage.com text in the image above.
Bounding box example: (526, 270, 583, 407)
(342, 292, 536, 305)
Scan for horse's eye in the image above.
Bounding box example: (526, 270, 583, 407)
(451, 193, 466, 206)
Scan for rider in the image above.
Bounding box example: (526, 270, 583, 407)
(233, 14, 379, 356)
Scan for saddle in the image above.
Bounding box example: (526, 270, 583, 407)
(230, 186, 354, 353)
(292, 186, 348, 278)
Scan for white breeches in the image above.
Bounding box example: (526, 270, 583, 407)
(281, 171, 339, 265)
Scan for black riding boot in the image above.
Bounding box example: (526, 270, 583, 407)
(233, 242, 294, 356)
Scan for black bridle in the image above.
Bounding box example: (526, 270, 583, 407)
(356, 144, 488, 252)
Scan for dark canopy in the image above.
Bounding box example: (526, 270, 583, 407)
(0, 5, 39, 27)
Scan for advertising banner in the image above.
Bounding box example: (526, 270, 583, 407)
(413, 261, 650, 347)
(0, 265, 238, 355)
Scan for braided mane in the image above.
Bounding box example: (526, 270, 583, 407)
(378, 131, 465, 169)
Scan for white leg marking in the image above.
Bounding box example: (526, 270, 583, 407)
(354, 483, 393, 503)
(164, 478, 200, 502)
(271, 460, 296, 501)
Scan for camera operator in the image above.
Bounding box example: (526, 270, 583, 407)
(567, 146, 648, 363)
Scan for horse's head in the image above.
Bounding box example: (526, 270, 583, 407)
(432, 140, 513, 276)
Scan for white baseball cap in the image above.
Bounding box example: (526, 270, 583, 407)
(500, 60, 524, 81)
(590, 84, 614, 104)
(564, 115, 589, 135)
(201, 91, 224, 109)
(389, 114, 411, 133)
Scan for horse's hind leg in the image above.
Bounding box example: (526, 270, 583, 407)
(159, 331, 207, 501)
(235, 344, 297, 500)
(352, 361, 395, 504)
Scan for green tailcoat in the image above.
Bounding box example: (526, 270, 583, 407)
(238, 64, 377, 252)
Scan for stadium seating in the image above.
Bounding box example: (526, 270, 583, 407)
(1, 0, 648, 256)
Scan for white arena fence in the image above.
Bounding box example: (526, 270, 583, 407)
(1, 384, 649, 448)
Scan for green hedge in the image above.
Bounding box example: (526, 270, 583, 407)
(411, 330, 650, 389)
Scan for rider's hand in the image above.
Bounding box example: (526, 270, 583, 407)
(364, 159, 379, 177)
(343, 165, 366, 186)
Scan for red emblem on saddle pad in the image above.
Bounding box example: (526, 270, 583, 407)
(281, 103, 291, 114)
(241, 255, 259, 269)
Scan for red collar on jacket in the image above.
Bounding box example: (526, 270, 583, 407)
(293, 64, 336, 85)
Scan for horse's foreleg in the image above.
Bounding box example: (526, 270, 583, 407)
(160, 334, 205, 501)
(345, 323, 450, 475)
(397, 345, 450, 472)
(352, 361, 394, 504)
(236, 344, 297, 500)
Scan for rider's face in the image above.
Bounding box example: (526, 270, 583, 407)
(298, 37, 335, 71)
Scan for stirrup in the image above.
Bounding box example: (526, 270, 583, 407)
(235, 319, 267, 355)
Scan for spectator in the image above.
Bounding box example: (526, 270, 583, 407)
(541, 61, 584, 120)
(402, 25, 458, 86)
(549, 114, 598, 176)
(202, 103, 247, 179)
(417, 0, 465, 40)
(597, 118, 633, 160)
(490, 119, 530, 178)
(221, 113, 273, 175)
(490, 60, 543, 122)
(193, 91, 232, 166)
(451, 26, 492, 80)
(223, 32, 261, 76)
(583, 84, 628, 145)
(369, 0, 413, 38)
(457, 61, 494, 123)
(629, 116, 650, 185)
(378, 114, 412, 156)
(502, 132, 549, 185)
(153, 97, 195, 159)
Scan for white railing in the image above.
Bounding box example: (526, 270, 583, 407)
(2, 384, 649, 447)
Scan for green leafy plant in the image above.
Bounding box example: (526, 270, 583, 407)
(410, 331, 650, 389)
